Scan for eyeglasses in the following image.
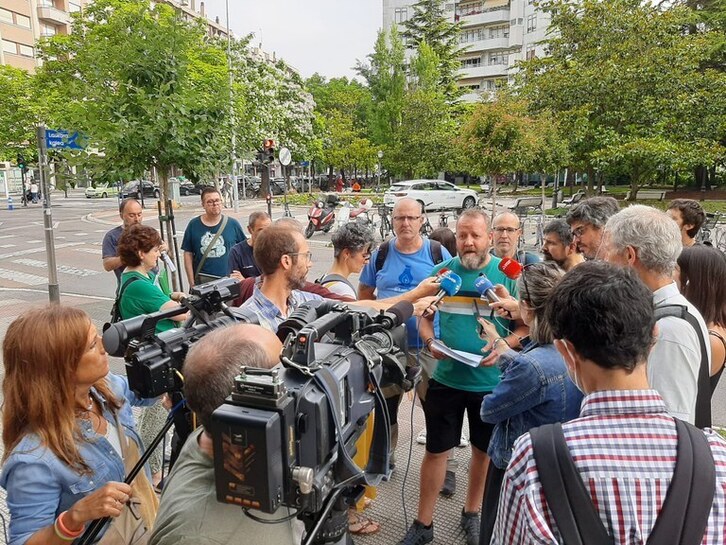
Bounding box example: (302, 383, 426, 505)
(571, 224, 591, 239)
(392, 215, 422, 223)
(204, 199, 222, 205)
(493, 227, 519, 234)
(286, 251, 313, 262)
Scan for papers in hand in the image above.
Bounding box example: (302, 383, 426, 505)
(429, 340, 482, 367)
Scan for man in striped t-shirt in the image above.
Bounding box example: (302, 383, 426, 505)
(493, 262, 726, 544)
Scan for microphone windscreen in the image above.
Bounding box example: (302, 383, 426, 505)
(386, 300, 415, 327)
(440, 272, 462, 296)
(474, 274, 495, 295)
(435, 267, 451, 279)
(499, 257, 523, 279)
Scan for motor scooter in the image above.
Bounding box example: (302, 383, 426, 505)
(304, 194, 339, 238)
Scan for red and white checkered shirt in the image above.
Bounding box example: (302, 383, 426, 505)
(492, 389, 726, 544)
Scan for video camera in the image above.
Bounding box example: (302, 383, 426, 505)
(102, 278, 412, 545)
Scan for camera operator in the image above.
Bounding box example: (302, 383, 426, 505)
(149, 323, 302, 545)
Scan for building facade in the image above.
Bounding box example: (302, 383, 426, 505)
(0, 0, 226, 72)
(382, 0, 551, 102)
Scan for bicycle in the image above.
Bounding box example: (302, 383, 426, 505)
(698, 212, 722, 246)
(377, 204, 393, 240)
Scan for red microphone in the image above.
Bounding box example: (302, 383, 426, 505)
(498, 257, 523, 280)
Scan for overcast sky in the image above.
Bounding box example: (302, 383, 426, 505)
(201, 0, 382, 80)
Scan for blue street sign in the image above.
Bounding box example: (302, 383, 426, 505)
(46, 129, 86, 150)
(300, 161, 310, 167)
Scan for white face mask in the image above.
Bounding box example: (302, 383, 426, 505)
(561, 340, 586, 395)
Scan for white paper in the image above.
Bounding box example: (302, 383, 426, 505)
(429, 340, 482, 368)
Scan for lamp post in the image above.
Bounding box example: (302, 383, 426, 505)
(225, 0, 239, 212)
(377, 150, 383, 190)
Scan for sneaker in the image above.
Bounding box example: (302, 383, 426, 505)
(398, 520, 434, 545)
(440, 470, 456, 497)
(458, 434, 470, 448)
(460, 510, 480, 545)
(416, 429, 427, 445)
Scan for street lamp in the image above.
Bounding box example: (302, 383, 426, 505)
(225, 0, 239, 211)
(377, 150, 383, 190)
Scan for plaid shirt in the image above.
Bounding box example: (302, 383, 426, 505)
(492, 389, 726, 544)
(241, 283, 322, 333)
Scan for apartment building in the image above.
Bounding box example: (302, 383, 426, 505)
(383, 0, 551, 102)
(0, 0, 226, 72)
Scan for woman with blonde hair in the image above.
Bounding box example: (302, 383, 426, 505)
(0, 305, 158, 544)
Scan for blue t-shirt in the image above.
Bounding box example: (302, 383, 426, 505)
(102, 225, 124, 282)
(359, 238, 452, 348)
(181, 215, 246, 278)
(228, 241, 260, 278)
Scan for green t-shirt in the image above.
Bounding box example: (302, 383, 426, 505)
(431, 256, 518, 393)
(119, 271, 176, 333)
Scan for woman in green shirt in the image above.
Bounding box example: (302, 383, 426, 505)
(117, 223, 187, 487)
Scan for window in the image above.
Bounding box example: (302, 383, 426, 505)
(457, 2, 483, 17)
(461, 57, 482, 68)
(0, 8, 13, 24)
(489, 52, 509, 65)
(2, 39, 16, 54)
(394, 8, 407, 24)
(38, 0, 55, 7)
(41, 23, 56, 36)
(526, 44, 537, 60)
(460, 28, 483, 43)
(489, 25, 510, 39)
(461, 83, 481, 91)
(527, 14, 537, 33)
(18, 44, 34, 57)
(15, 14, 31, 28)
(69, 1, 82, 12)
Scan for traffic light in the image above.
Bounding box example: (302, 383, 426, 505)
(263, 138, 275, 164)
(17, 154, 26, 173)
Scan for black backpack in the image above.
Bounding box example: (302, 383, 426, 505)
(530, 419, 715, 545)
(374, 239, 444, 273)
(108, 276, 140, 324)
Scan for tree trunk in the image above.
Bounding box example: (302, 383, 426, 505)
(567, 169, 575, 196)
(586, 166, 595, 196)
(159, 168, 179, 291)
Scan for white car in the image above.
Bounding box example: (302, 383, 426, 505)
(384, 179, 478, 212)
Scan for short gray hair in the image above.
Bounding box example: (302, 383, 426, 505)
(604, 205, 682, 276)
(184, 325, 275, 429)
(566, 196, 619, 228)
(331, 222, 376, 259)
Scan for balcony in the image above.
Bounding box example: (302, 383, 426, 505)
(458, 8, 510, 28)
(459, 36, 511, 53)
(458, 64, 510, 79)
(37, 5, 71, 26)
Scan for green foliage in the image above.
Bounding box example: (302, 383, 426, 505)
(401, 0, 462, 101)
(516, 0, 726, 197)
(34, 0, 231, 190)
(0, 65, 36, 161)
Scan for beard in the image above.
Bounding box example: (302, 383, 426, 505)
(286, 269, 306, 291)
(460, 251, 488, 270)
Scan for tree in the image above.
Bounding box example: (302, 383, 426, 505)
(401, 0, 462, 101)
(0, 65, 36, 162)
(517, 0, 726, 197)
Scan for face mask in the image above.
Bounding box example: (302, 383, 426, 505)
(561, 340, 586, 395)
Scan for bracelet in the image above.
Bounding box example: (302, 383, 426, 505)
(492, 337, 510, 350)
(425, 337, 435, 348)
(55, 511, 84, 540)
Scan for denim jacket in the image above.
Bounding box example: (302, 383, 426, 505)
(0, 374, 155, 545)
(480, 340, 583, 470)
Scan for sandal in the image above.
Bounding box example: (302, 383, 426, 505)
(348, 511, 381, 535)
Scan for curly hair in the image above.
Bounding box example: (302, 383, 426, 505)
(117, 223, 162, 267)
(331, 222, 376, 259)
(667, 199, 706, 239)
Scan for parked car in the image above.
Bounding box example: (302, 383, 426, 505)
(120, 180, 159, 199)
(179, 180, 212, 196)
(383, 179, 478, 211)
(85, 183, 119, 199)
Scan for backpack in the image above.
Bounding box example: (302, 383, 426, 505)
(315, 273, 356, 295)
(654, 304, 711, 428)
(530, 419, 715, 545)
(374, 239, 444, 273)
(109, 276, 140, 324)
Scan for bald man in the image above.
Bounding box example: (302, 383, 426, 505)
(490, 211, 541, 265)
(149, 324, 302, 545)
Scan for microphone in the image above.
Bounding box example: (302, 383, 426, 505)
(435, 267, 451, 279)
(475, 274, 501, 303)
(423, 272, 462, 317)
(378, 300, 415, 329)
(160, 250, 177, 273)
(498, 257, 522, 280)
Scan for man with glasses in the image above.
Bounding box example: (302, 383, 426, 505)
(182, 187, 246, 287)
(490, 211, 540, 265)
(359, 198, 452, 477)
(565, 196, 619, 260)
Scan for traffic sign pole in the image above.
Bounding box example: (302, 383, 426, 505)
(37, 124, 61, 304)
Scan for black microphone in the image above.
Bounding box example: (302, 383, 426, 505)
(378, 300, 414, 329)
